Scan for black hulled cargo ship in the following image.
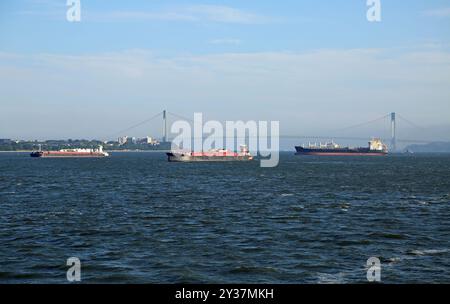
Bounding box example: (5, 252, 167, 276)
(295, 138, 388, 156)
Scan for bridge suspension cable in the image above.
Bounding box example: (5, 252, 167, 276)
(332, 113, 391, 133)
(167, 111, 195, 123)
(106, 111, 164, 139)
(397, 114, 425, 130)
(105, 110, 197, 141)
(106, 110, 435, 144)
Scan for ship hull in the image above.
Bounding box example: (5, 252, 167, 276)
(295, 147, 387, 156)
(30, 152, 108, 158)
(167, 153, 253, 162)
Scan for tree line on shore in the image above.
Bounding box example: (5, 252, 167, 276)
(0, 139, 170, 151)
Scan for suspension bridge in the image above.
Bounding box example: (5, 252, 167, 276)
(107, 111, 436, 152)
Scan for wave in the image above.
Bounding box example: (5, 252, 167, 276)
(316, 272, 347, 284)
(408, 249, 450, 256)
(383, 248, 450, 265)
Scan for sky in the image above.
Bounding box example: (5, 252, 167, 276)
(0, 0, 450, 141)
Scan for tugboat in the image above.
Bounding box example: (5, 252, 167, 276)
(295, 138, 388, 156)
(167, 145, 253, 162)
(30, 145, 109, 158)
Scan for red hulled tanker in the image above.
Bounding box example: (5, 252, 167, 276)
(30, 146, 109, 158)
(167, 145, 253, 162)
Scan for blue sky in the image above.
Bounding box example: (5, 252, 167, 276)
(2, 0, 450, 54)
(1, 0, 450, 141)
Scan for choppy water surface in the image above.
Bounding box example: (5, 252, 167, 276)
(0, 152, 449, 283)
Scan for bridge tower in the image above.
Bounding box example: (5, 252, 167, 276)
(162, 110, 167, 143)
(391, 112, 396, 152)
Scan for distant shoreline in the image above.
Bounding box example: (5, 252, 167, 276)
(107, 150, 170, 153)
(0, 150, 170, 153)
(1, 150, 450, 154)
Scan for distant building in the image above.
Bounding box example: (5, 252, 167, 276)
(118, 136, 128, 145)
(127, 137, 137, 145)
(0, 139, 12, 144)
(119, 136, 159, 146)
(138, 136, 159, 145)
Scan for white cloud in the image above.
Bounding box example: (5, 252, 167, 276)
(85, 5, 270, 24)
(209, 39, 242, 45)
(15, 2, 270, 24)
(86, 11, 197, 22)
(424, 7, 450, 17)
(186, 5, 269, 24)
(15, 0, 65, 19)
